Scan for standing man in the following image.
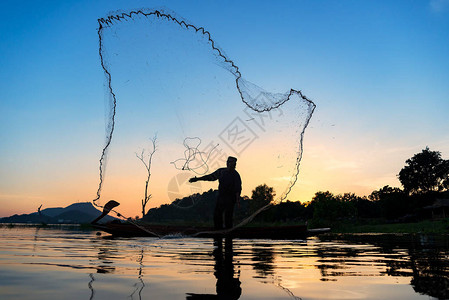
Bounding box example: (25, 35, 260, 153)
(189, 156, 242, 229)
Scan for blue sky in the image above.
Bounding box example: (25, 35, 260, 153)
(1, 0, 449, 217)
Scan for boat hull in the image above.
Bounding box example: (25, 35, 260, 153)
(92, 222, 328, 239)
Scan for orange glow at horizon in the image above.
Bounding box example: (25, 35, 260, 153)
(0, 133, 404, 219)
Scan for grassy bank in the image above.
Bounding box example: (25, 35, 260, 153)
(330, 219, 449, 234)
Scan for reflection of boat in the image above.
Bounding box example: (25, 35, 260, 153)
(92, 221, 329, 238)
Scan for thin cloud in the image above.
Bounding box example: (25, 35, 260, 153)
(325, 158, 359, 171)
(430, 0, 449, 12)
(0, 194, 44, 200)
(270, 176, 293, 182)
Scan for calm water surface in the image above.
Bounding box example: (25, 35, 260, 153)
(1, 227, 448, 300)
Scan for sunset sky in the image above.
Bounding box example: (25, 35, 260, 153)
(1, 0, 449, 218)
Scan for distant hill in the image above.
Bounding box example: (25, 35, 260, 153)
(0, 202, 116, 224)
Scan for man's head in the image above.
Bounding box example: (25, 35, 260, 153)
(227, 156, 237, 170)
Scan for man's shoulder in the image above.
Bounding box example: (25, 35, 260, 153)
(211, 168, 227, 177)
(229, 169, 241, 178)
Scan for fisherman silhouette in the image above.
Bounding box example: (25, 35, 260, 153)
(189, 156, 241, 229)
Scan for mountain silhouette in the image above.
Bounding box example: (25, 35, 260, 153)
(0, 202, 116, 224)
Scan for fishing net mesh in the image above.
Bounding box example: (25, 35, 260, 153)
(92, 9, 316, 235)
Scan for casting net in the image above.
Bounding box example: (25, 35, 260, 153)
(93, 9, 316, 229)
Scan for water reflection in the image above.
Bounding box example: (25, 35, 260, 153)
(316, 234, 449, 299)
(178, 234, 449, 300)
(186, 238, 241, 299)
(32, 227, 40, 254)
(410, 249, 449, 300)
(89, 237, 146, 299)
(88, 273, 95, 300)
(1, 228, 449, 300)
(251, 243, 275, 279)
(128, 248, 145, 300)
(94, 247, 116, 274)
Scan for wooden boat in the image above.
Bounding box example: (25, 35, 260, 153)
(91, 200, 330, 239)
(92, 221, 330, 239)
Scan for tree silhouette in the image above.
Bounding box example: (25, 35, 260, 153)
(310, 191, 357, 227)
(398, 147, 449, 195)
(249, 184, 275, 214)
(136, 135, 157, 218)
(369, 185, 408, 219)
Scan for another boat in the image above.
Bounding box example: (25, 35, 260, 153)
(92, 221, 329, 239)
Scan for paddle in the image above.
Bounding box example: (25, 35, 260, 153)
(91, 200, 120, 224)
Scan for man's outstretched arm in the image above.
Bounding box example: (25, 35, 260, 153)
(189, 170, 219, 183)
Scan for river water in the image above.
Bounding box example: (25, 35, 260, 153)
(0, 226, 448, 300)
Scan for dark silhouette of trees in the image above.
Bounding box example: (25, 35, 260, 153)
(369, 185, 403, 202)
(398, 147, 449, 195)
(251, 200, 309, 223)
(310, 191, 357, 227)
(249, 184, 275, 214)
(143, 189, 218, 223)
(269, 200, 310, 222)
(369, 185, 408, 220)
(354, 197, 381, 218)
(137, 148, 449, 227)
(142, 184, 310, 225)
(140, 145, 449, 226)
